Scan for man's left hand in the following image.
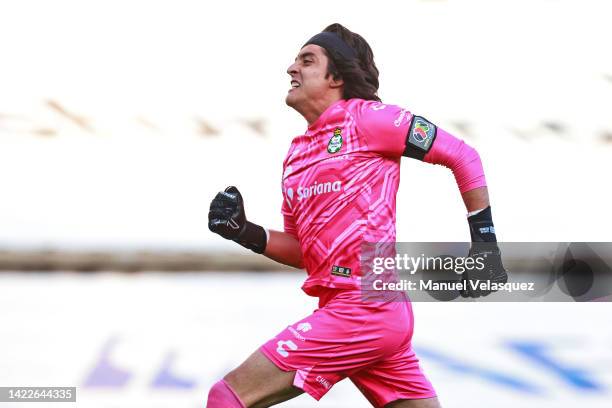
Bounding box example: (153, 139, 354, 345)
(460, 243, 508, 298)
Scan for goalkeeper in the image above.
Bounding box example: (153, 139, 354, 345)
(206, 23, 505, 408)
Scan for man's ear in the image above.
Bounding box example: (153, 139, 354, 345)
(329, 75, 344, 89)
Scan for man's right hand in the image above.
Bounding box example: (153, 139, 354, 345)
(208, 186, 247, 240)
(208, 186, 268, 254)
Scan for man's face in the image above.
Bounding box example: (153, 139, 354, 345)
(285, 44, 339, 109)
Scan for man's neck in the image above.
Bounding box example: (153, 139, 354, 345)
(301, 95, 343, 126)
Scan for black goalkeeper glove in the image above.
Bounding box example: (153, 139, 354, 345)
(460, 206, 508, 298)
(208, 186, 267, 254)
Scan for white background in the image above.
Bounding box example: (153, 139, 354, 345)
(0, 0, 611, 249)
(0, 1, 611, 407)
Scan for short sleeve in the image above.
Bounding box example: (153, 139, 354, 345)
(281, 195, 299, 240)
(356, 101, 412, 158)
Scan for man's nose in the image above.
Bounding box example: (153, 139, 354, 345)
(287, 62, 298, 76)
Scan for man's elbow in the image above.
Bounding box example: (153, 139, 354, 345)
(453, 144, 487, 194)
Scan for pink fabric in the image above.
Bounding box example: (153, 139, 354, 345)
(281, 98, 485, 296)
(259, 289, 436, 406)
(206, 379, 245, 408)
(424, 127, 487, 193)
(275, 99, 444, 405)
(281, 99, 406, 296)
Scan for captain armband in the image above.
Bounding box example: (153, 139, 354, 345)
(402, 116, 438, 160)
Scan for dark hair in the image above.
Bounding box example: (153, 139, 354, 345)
(322, 23, 380, 102)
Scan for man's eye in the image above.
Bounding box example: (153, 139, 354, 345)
(303, 60, 312, 64)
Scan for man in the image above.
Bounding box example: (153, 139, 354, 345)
(207, 23, 505, 408)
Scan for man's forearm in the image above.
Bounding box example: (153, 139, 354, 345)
(462, 186, 497, 242)
(263, 229, 304, 269)
(461, 186, 490, 213)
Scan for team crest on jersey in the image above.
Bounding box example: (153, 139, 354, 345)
(327, 128, 343, 154)
(408, 116, 437, 152)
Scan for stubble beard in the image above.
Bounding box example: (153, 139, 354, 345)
(285, 91, 302, 112)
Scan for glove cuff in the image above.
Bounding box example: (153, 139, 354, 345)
(233, 221, 267, 254)
(468, 205, 497, 242)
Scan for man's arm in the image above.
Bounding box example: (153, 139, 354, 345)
(420, 131, 498, 243)
(402, 119, 496, 239)
(462, 186, 489, 213)
(264, 230, 303, 269)
(402, 121, 506, 296)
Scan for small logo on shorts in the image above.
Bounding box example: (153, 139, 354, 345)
(331, 265, 352, 277)
(288, 326, 306, 341)
(327, 128, 343, 154)
(288, 322, 312, 342)
(297, 322, 312, 332)
(316, 375, 331, 390)
(276, 340, 298, 358)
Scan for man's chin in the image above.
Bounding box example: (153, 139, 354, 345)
(285, 93, 298, 108)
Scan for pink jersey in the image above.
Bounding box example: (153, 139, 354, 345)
(281, 98, 487, 297)
(281, 99, 407, 296)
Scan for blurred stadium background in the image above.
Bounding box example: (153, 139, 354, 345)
(0, 0, 611, 407)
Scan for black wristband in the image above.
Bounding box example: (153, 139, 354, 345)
(468, 206, 497, 242)
(233, 221, 267, 254)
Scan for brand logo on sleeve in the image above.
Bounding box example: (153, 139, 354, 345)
(327, 128, 343, 154)
(394, 109, 409, 127)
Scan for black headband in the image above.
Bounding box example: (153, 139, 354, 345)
(303, 32, 356, 60)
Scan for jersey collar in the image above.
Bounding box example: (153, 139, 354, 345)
(306, 99, 346, 134)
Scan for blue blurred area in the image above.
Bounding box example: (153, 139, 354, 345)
(0, 272, 610, 407)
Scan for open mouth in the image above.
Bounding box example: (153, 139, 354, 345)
(289, 80, 301, 91)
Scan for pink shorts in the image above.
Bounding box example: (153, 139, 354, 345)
(259, 289, 436, 407)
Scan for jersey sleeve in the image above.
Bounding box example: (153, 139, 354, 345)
(355, 101, 412, 158)
(423, 127, 487, 193)
(280, 141, 300, 240)
(281, 200, 298, 239)
(281, 192, 299, 240)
